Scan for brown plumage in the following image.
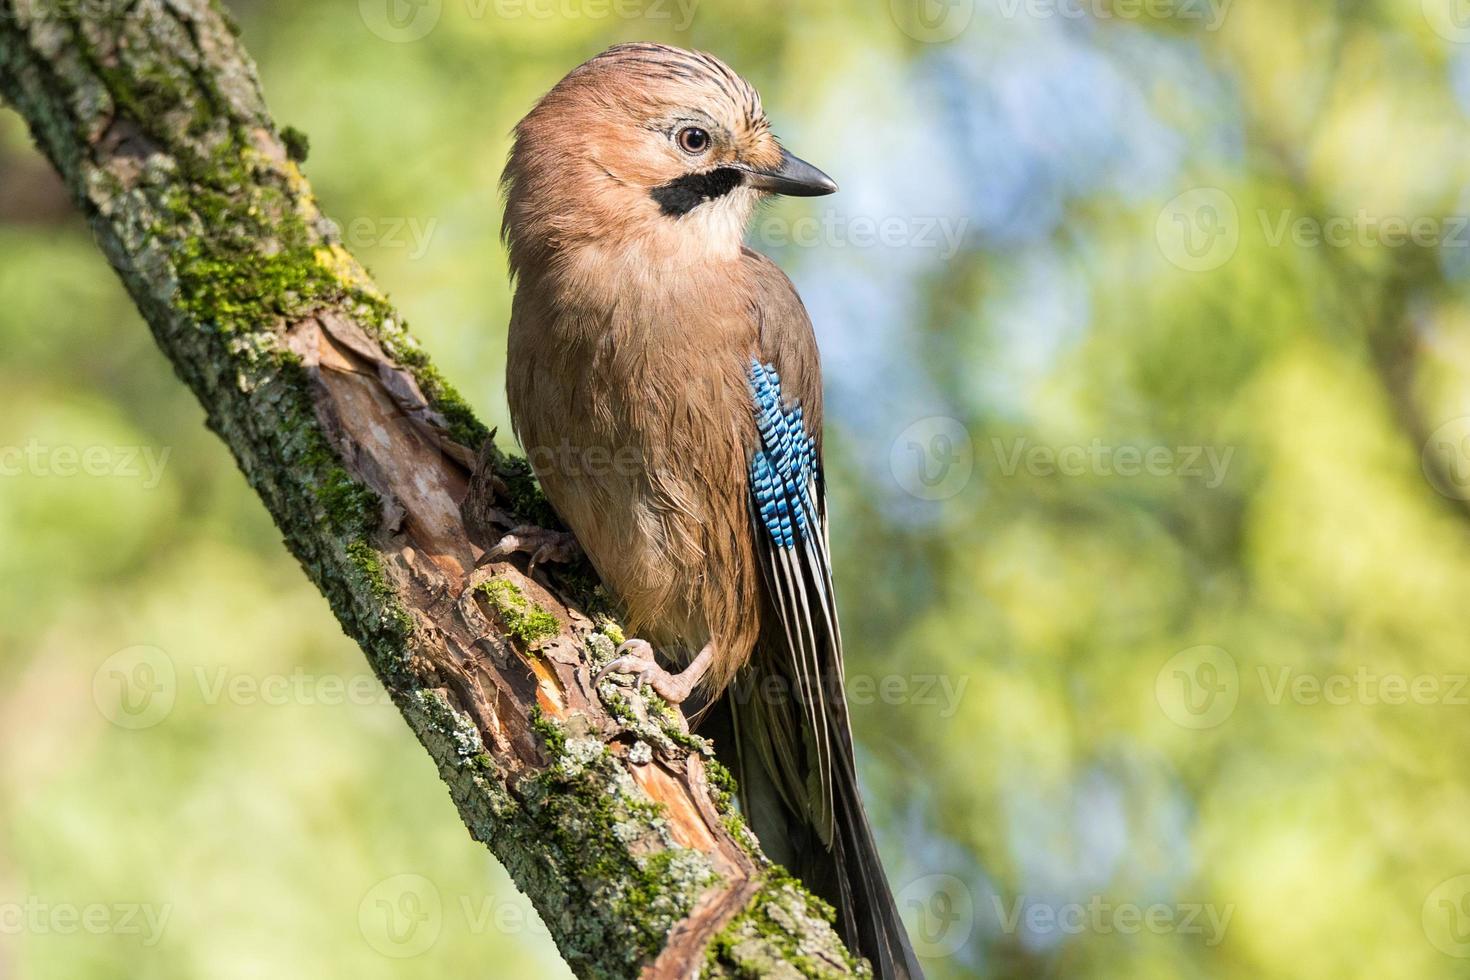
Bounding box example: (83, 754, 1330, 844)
(501, 43, 922, 978)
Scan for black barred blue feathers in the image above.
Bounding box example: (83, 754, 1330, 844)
(748, 360, 820, 548)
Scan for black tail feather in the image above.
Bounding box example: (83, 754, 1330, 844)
(703, 694, 925, 979)
(826, 752, 924, 978)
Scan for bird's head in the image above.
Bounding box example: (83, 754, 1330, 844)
(502, 43, 836, 281)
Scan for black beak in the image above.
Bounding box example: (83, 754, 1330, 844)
(742, 147, 838, 197)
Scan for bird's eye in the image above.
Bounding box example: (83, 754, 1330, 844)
(677, 127, 711, 154)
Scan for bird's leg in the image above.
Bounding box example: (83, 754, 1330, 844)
(487, 525, 582, 570)
(595, 639, 714, 706)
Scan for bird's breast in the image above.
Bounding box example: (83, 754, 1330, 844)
(506, 265, 762, 652)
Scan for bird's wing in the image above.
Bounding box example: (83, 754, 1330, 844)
(730, 251, 924, 978)
(739, 248, 846, 845)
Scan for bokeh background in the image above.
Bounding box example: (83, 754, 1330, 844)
(6, 0, 1470, 976)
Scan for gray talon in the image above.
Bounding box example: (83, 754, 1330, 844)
(594, 638, 701, 704)
(488, 525, 581, 570)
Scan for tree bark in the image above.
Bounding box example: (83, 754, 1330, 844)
(0, 2, 867, 976)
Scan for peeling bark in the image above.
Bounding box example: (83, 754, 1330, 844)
(0, 1, 867, 976)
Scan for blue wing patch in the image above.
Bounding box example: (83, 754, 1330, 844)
(748, 359, 819, 548)
(746, 356, 840, 842)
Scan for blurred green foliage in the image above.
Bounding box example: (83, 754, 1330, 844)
(5, 0, 1470, 977)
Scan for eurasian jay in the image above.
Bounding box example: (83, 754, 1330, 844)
(498, 43, 923, 978)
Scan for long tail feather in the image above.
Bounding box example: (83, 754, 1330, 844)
(706, 691, 925, 979)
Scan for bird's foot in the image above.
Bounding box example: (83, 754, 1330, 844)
(595, 639, 706, 705)
(487, 525, 581, 570)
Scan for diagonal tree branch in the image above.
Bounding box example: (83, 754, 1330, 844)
(0, 1, 867, 976)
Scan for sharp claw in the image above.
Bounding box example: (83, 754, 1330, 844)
(596, 639, 678, 699)
(488, 526, 580, 567)
(486, 533, 521, 562)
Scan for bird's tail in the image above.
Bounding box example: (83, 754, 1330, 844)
(703, 684, 925, 980)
